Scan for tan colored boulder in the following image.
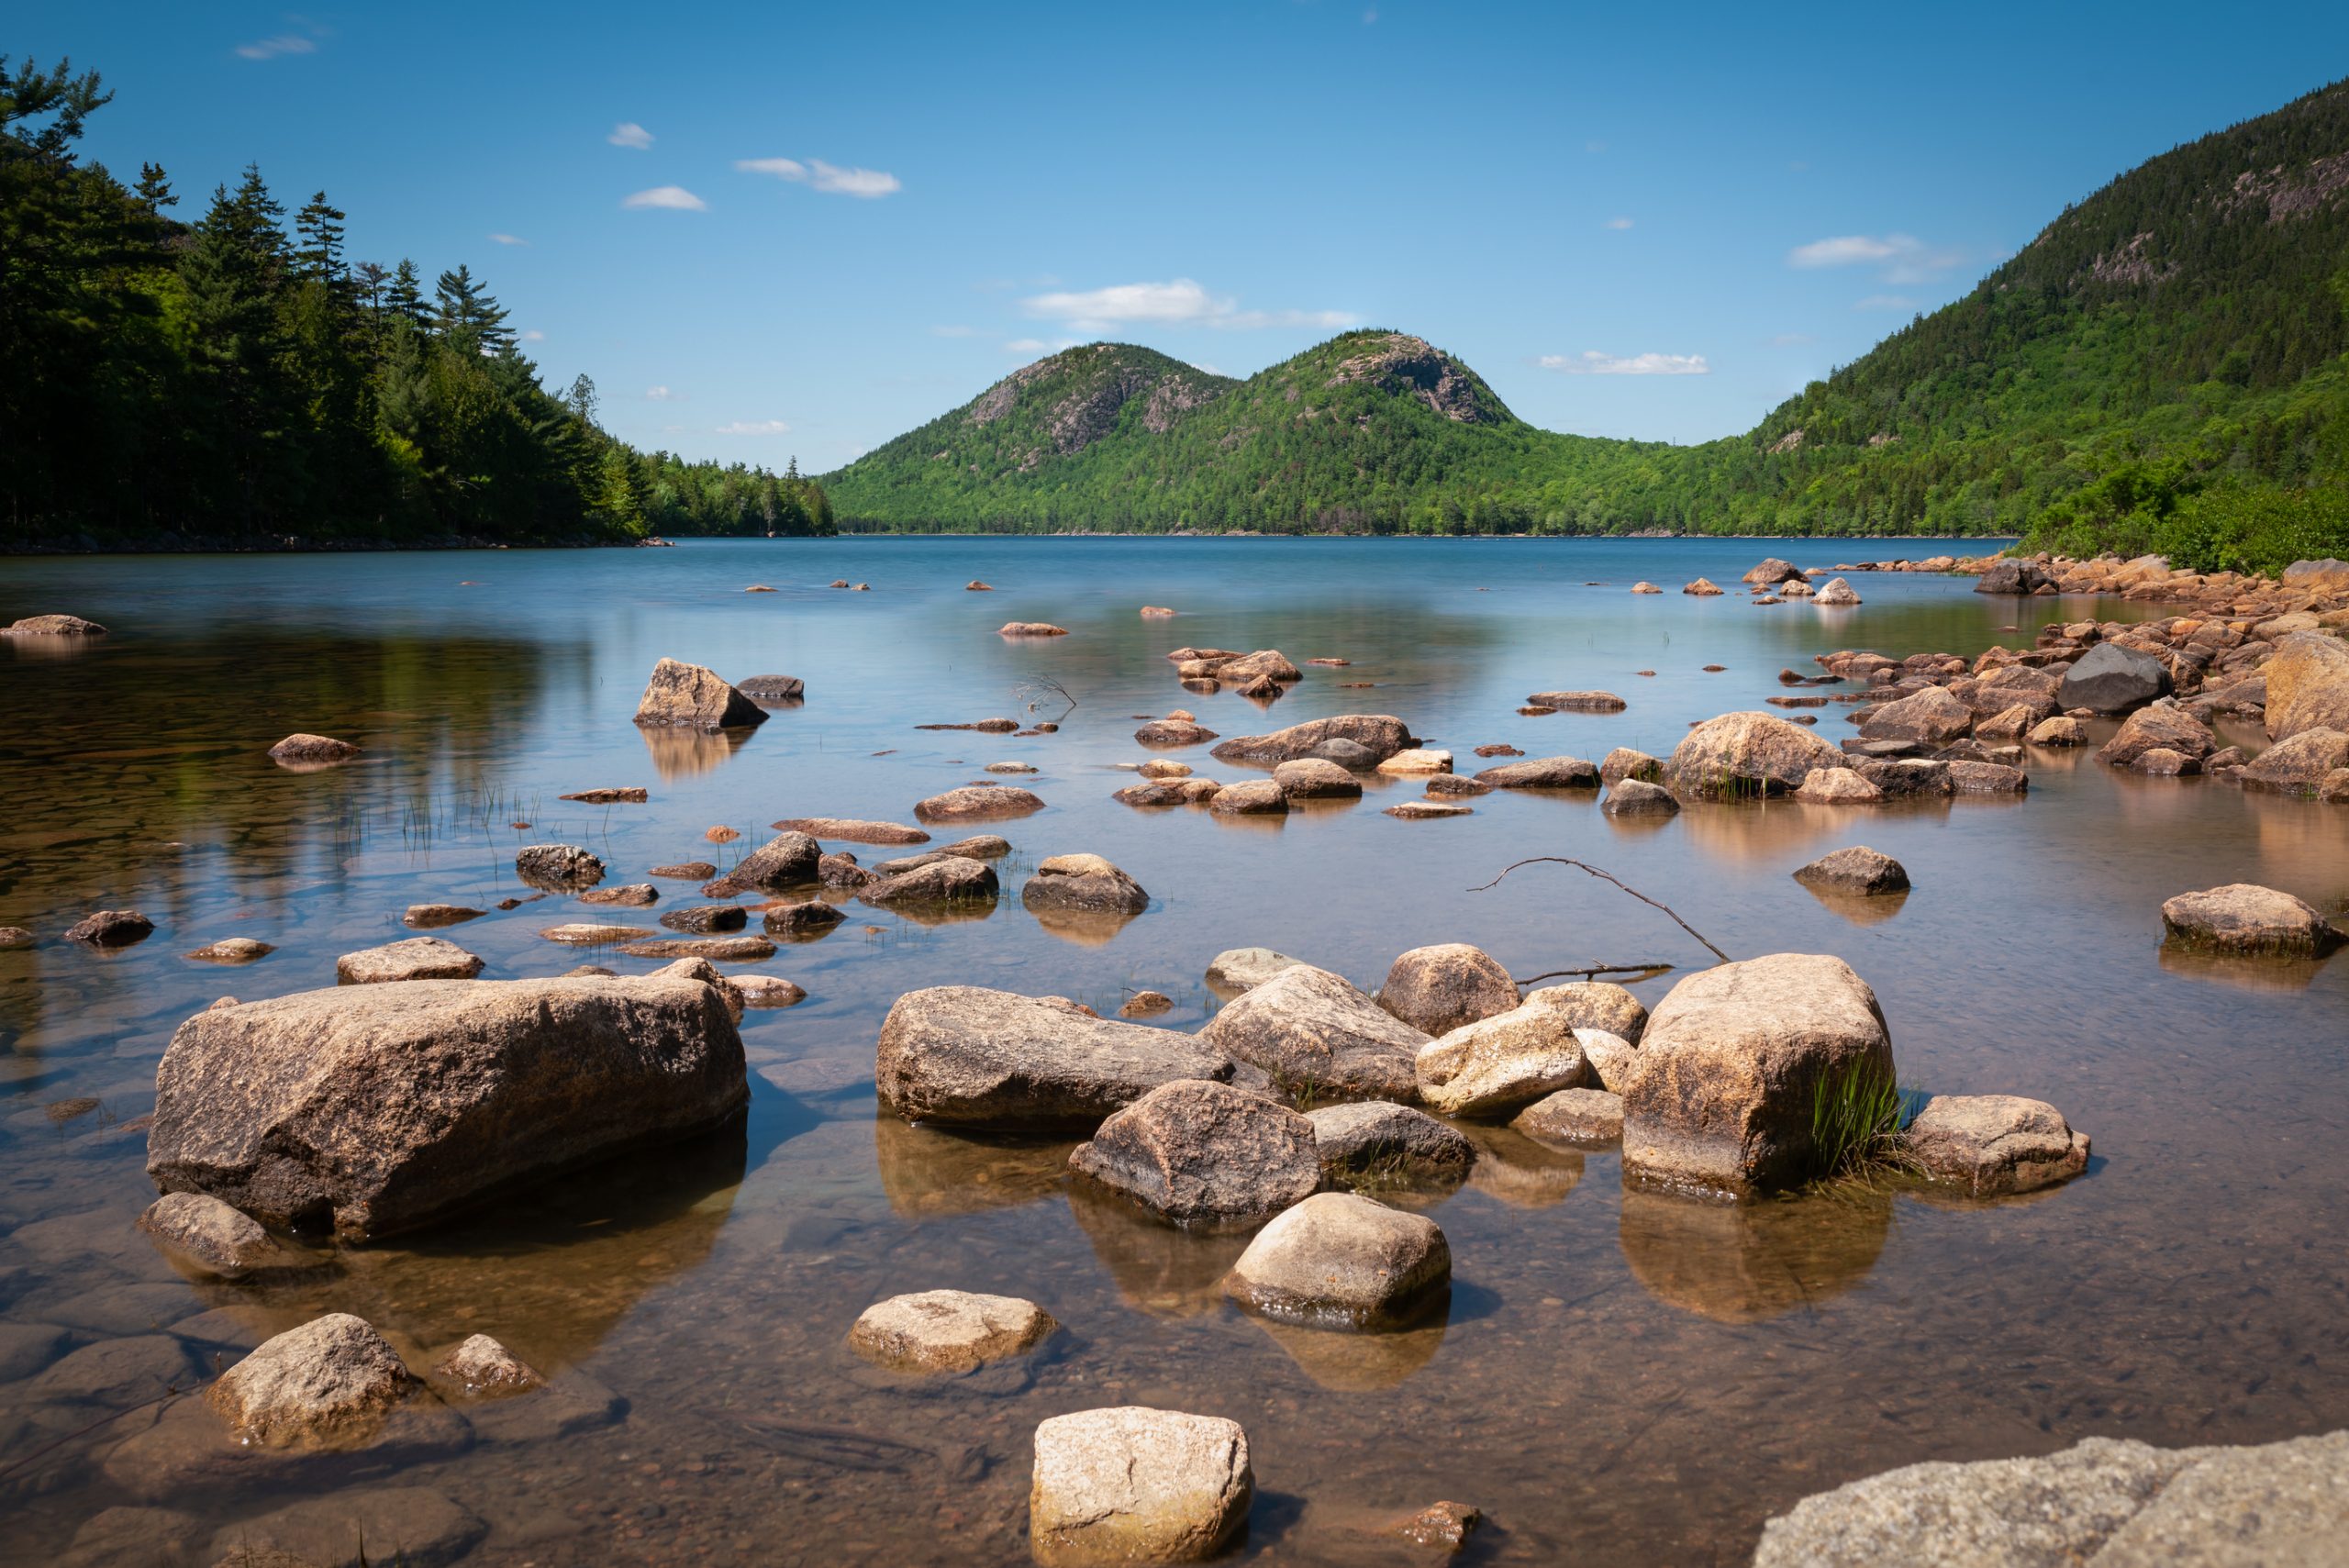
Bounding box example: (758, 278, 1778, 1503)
(206, 1314, 416, 1449)
(1526, 690, 1627, 712)
(849, 1290, 1057, 1375)
(997, 621, 1069, 637)
(1216, 650, 1301, 683)
(1385, 800, 1473, 818)
(4, 612, 106, 635)
(2240, 728, 2349, 794)
(1307, 1101, 1475, 1184)
(1475, 754, 1599, 788)
(1224, 1192, 1450, 1327)
(1208, 714, 1413, 766)
(631, 658, 766, 728)
(1414, 1003, 1587, 1118)
(138, 1192, 303, 1279)
(1022, 853, 1148, 915)
(1795, 767, 1883, 804)
(1860, 685, 1974, 744)
(1792, 846, 1909, 895)
(1210, 780, 1288, 815)
(2028, 716, 2087, 746)
(1812, 577, 1861, 606)
(2160, 884, 2342, 956)
(1512, 1087, 1624, 1143)
(769, 817, 930, 845)
(2261, 631, 2349, 740)
(1069, 1079, 1319, 1221)
(1600, 746, 1663, 784)
(268, 733, 361, 765)
(1030, 1407, 1252, 1567)
(1272, 757, 1362, 799)
(1666, 712, 1843, 799)
(1376, 747, 1453, 774)
(2099, 700, 2212, 767)
(1602, 778, 1679, 816)
(1377, 943, 1519, 1036)
(336, 937, 484, 984)
(911, 784, 1045, 822)
(1136, 718, 1219, 747)
(1200, 963, 1430, 1102)
(435, 1333, 543, 1393)
(1902, 1095, 2088, 1195)
(1206, 947, 1304, 995)
(1683, 577, 1723, 595)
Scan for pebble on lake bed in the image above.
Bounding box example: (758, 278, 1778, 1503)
(849, 1290, 1058, 1375)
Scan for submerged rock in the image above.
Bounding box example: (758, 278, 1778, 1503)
(1792, 847, 1910, 895)
(336, 937, 484, 984)
(2160, 884, 2343, 956)
(1224, 1192, 1450, 1328)
(700, 831, 820, 895)
(1206, 947, 1304, 995)
(148, 974, 747, 1238)
(1030, 1407, 1253, 1568)
(1794, 767, 1882, 804)
(435, 1333, 543, 1394)
(138, 1192, 302, 1279)
(876, 986, 1237, 1129)
(1210, 714, 1413, 767)
(912, 784, 1046, 822)
(1621, 953, 1894, 1196)
(1902, 1094, 2089, 1195)
(184, 937, 273, 964)
(206, 1313, 416, 1448)
(1070, 1079, 1319, 1221)
(770, 817, 930, 845)
(268, 733, 361, 766)
(1525, 690, 1627, 712)
(1385, 800, 1472, 819)
(998, 621, 1069, 637)
(736, 673, 806, 702)
(1474, 754, 1600, 789)
(615, 934, 775, 961)
(631, 657, 767, 729)
(1602, 778, 1680, 816)
(1308, 1101, 1476, 1184)
(66, 909, 153, 946)
(1377, 943, 1520, 1036)
(1201, 964, 1431, 1102)
(1136, 717, 1220, 747)
(1513, 1087, 1624, 1143)
(849, 1290, 1058, 1375)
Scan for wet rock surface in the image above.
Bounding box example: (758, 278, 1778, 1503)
(66, 908, 154, 946)
(2160, 883, 2342, 956)
(136, 1192, 302, 1279)
(1513, 1087, 1625, 1143)
(205, 1313, 417, 1448)
(911, 784, 1047, 822)
(335, 936, 484, 984)
(700, 830, 820, 895)
(1793, 846, 1911, 895)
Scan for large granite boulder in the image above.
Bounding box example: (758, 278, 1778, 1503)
(1859, 686, 1975, 745)
(875, 986, 1237, 1129)
(2057, 643, 2170, 713)
(1414, 1003, 1587, 1118)
(1199, 964, 1431, 1102)
(2160, 884, 2342, 956)
(631, 657, 766, 729)
(1209, 715, 1412, 767)
(1224, 1192, 1450, 1328)
(1030, 1407, 1253, 1567)
(1307, 1102, 1475, 1184)
(1742, 558, 1805, 586)
(1753, 1429, 2349, 1568)
(1068, 1079, 1319, 1222)
(1021, 853, 1149, 915)
(1375, 943, 1519, 1036)
(701, 831, 820, 895)
(1792, 847, 1910, 895)
(2240, 728, 2349, 794)
(1902, 1095, 2089, 1195)
(2099, 700, 2213, 768)
(1666, 712, 1843, 799)
(147, 975, 747, 1239)
(1620, 953, 1894, 1196)
(2265, 631, 2349, 740)
(1216, 649, 1302, 683)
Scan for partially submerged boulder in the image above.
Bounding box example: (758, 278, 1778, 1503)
(770, 817, 930, 845)
(1792, 847, 1910, 896)
(65, 909, 153, 946)
(735, 673, 805, 702)
(861, 856, 999, 906)
(1526, 690, 1627, 712)
(2240, 728, 2349, 794)
(1414, 1003, 1587, 1118)
(1666, 712, 1842, 799)
(849, 1290, 1058, 1375)
(1272, 757, 1363, 800)
(1307, 1102, 1475, 1184)
(1512, 1087, 1623, 1143)
(1795, 768, 1883, 804)
(148, 974, 747, 1238)
(336, 937, 484, 984)
(3, 612, 106, 635)
(1858, 686, 1974, 745)
(268, 733, 361, 766)
(436, 1333, 542, 1394)
(1022, 853, 1149, 916)
(138, 1192, 303, 1279)
(1902, 1095, 2089, 1195)
(1602, 778, 1679, 816)
(631, 657, 767, 729)
(1206, 947, 1304, 995)
(1620, 953, 1894, 1196)
(1216, 649, 1301, 683)
(1600, 747, 1663, 784)
(1376, 943, 1519, 1036)
(1209, 780, 1288, 816)
(1474, 754, 1599, 789)
(1201, 964, 1431, 1102)
(876, 986, 1237, 1129)
(514, 843, 605, 890)
(1209, 715, 1413, 767)
(2264, 630, 2349, 740)
(1069, 1079, 1319, 1222)
(701, 831, 820, 895)
(2056, 642, 2169, 713)
(2160, 884, 2342, 956)
(2099, 700, 2212, 768)
(1136, 718, 1219, 748)
(1030, 1407, 1253, 1568)
(1224, 1192, 1450, 1328)
(912, 784, 1046, 822)
(206, 1313, 416, 1449)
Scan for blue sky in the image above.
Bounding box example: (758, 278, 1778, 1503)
(39, 3, 2349, 472)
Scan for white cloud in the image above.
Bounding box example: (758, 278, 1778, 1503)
(1788, 232, 1962, 283)
(1023, 278, 1354, 334)
(736, 157, 902, 197)
(930, 325, 976, 338)
(236, 34, 317, 60)
(645, 385, 680, 401)
(1854, 295, 1918, 311)
(1540, 350, 1711, 376)
(608, 122, 653, 150)
(715, 419, 790, 435)
(1003, 338, 1049, 353)
(623, 186, 706, 211)
(488, 233, 529, 247)
(519, 329, 545, 341)
(1604, 217, 1634, 230)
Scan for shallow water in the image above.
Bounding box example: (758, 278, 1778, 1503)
(2, 537, 2344, 1566)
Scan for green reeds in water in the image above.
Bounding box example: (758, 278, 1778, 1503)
(1804, 1058, 1914, 1186)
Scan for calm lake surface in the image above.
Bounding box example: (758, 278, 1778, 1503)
(2, 537, 2345, 1566)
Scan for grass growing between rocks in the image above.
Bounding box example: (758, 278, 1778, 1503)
(1803, 1060, 1914, 1187)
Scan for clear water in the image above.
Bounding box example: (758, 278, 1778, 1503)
(2, 538, 2344, 1565)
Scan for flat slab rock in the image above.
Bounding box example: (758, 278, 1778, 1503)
(1753, 1429, 2349, 1568)
(877, 985, 1238, 1129)
(1030, 1407, 1253, 1568)
(771, 817, 931, 845)
(849, 1289, 1057, 1375)
(1903, 1094, 2089, 1195)
(1069, 1078, 1319, 1222)
(912, 785, 1046, 822)
(336, 937, 484, 984)
(1225, 1191, 1451, 1329)
(1209, 714, 1412, 767)
(148, 975, 746, 1239)
(1513, 1087, 1624, 1143)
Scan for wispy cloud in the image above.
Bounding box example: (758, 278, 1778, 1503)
(930, 325, 976, 338)
(1540, 350, 1711, 376)
(645, 386, 681, 401)
(716, 419, 790, 435)
(623, 186, 706, 211)
(736, 157, 901, 197)
(519, 329, 545, 342)
(608, 122, 653, 150)
(1604, 217, 1634, 230)
(1853, 295, 1919, 312)
(488, 233, 529, 247)
(1788, 232, 1962, 284)
(235, 33, 317, 60)
(1004, 338, 1049, 354)
(1023, 278, 1354, 334)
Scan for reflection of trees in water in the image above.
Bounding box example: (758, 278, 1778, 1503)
(184, 1116, 749, 1372)
(1618, 1184, 1890, 1323)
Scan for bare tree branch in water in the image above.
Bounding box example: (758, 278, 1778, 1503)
(1016, 673, 1077, 720)
(1515, 962, 1677, 986)
(1468, 857, 1731, 966)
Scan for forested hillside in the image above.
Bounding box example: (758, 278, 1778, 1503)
(0, 57, 832, 551)
(828, 76, 2349, 571)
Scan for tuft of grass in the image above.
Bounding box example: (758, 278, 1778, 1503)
(1804, 1058, 1910, 1185)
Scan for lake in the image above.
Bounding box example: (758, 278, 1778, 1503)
(3, 536, 2345, 1566)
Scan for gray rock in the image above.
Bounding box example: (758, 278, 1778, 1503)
(876, 986, 1237, 1129)
(148, 975, 746, 1239)
(1272, 757, 1363, 799)
(514, 842, 605, 889)
(1853, 757, 1954, 797)
(137, 1193, 303, 1279)
(2058, 642, 2172, 713)
(1224, 1192, 1450, 1327)
(1621, 953, 1895, 1196)
(1070, 1079, 1319, 1221)
(1200, 963, 1431, 1103)
(2160, 884, 2342, 956)
(335, 936, 484, 984)
(1377, 943, 1519, 1036)
(1473, 755, 1600, 789)
(737, 673, 805, 702)
(1974, 558, 2052, 595)
(1307, 1102, 1475, 1184)
(763, 901, 846, 940)
(1948, 760, 2029, 794)
(0, 1320, 70, 1382)
(631, 657, 767, 729)
(911, 784, 1047, 822)
(701, 830, 821, 895)
(65, 909, 153, 946)
(1903, 1095, 2089, 1195)
(1602, 778, 1680, 816)
(1209, 714, 1413, 767)
(1030, 1407, 1252, 1568)
(1308, 737, 1380, 769)
(861, 856, 999, 906)
(1206, 947, 1304, 995)
(1793, 847, 1911, 895)
(1667, 712, 1843, 799)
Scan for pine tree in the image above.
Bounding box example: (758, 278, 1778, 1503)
(384, 259, 429, 328)
(293, 190, 346, 284)
(432, 262, 512, 352)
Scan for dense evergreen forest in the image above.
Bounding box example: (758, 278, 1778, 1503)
(829, 77, 2349, 574)
(0, 57, 832, 551)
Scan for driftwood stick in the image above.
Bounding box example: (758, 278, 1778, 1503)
(1467, 857, 1731, 965)
(1515, 962, 1675, 986)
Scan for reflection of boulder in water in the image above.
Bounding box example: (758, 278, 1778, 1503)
(640, 724, 755, 781)
(182, 1117, 750, 1373)
(1461, 1124, 1584, 1208)
(2156, 941, 2327, 994)
(874, 1116, 1075, 1219)
(1027, 904, 1142, 947)
(1065, 1184, 1252, 1318)
(1245, 1310, 1448, 1392)
(1798, 884, 1910, 928)
(1619, 1184, 1889, 1323)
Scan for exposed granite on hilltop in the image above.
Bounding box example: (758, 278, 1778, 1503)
(1324, 333, 1510, 425)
